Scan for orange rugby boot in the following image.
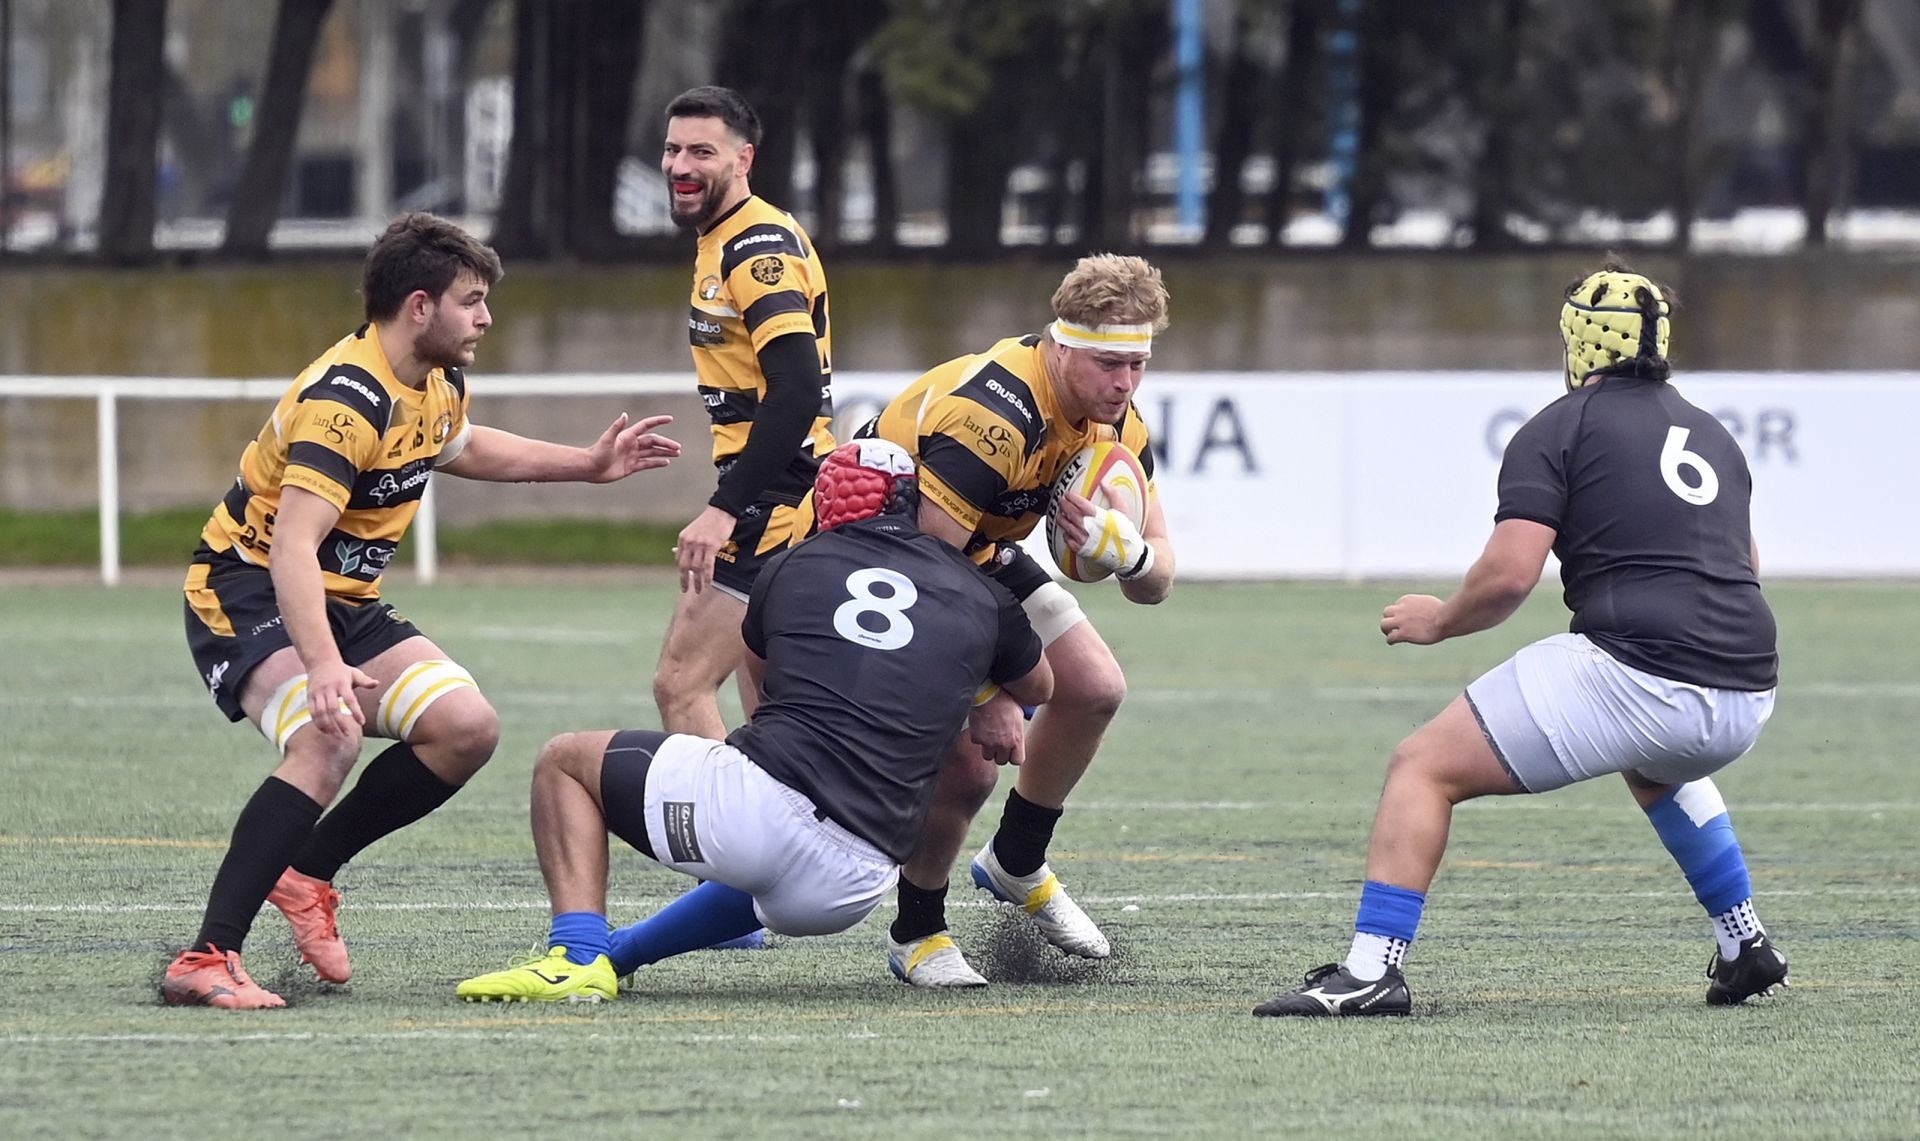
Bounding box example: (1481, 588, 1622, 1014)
(160, 945, 287, 1009)
(266, 868, 352, 983)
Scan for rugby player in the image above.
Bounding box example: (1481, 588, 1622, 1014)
(163, 214, 682, 1008)
(455, 440, 1051, 1001)
(861, 254, 1177, 986)
(1256, 264, 1786, 1017)
(652, 85, 836, 741)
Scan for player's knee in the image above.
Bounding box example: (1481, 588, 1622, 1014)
(414, 694, 501, 777)
(534, 731, 596, 782)
(448, 701, 501, 764)
(651, 662, 701, 712)
(1056, 658, 1128, 723)
(281, 730, 361, 801)
(1386, 729, 1439, 774)
(944, 751, 1001, 813)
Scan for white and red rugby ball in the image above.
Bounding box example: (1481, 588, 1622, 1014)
(1046, 441, 1150, 583)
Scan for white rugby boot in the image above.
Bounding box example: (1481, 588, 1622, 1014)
(970, 841, 1110, 959)
(887, 931, 988, 988)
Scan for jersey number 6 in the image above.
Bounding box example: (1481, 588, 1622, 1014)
(1659, 426, 1721, 507)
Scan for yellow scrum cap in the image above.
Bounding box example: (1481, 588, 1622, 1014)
(1559, 269, 1670, 391)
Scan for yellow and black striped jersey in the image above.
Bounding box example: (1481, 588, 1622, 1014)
(872, 334, 1156, 564)
(187, 325, 472, 601)
(688, 194, 835, 503)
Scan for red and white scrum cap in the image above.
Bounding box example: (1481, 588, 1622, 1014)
(814, 439, 918, 530)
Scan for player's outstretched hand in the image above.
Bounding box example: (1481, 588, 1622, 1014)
(587, 413, 681, 483)
(1382, 594, 1446, 645)
(968, 691, 1027, 766)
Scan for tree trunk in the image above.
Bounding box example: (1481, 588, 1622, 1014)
(854, 64, 897, 252)
(1267, 0, 1322, 246)
(222, 0, 335, 258)
(717, 0, 801, 209)
(98, 0, 168, 264)
(1662, 0, 1713, 252)
(1803, 0, 1861, 247)
(1468, 0, 1526, 249)
(1203, 1, 1262, 250)
(492, 0, 551, 257)
(566, 0, 646, 254)
(1085, 4, 1162, 249)
(945, 114, 1013, 255)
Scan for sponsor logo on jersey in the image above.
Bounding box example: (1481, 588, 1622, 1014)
(730, 231, 786, 252)
(689, 313, 725, 346)
(316, 410, 358, 446)
(698, 274, 722, 301)
(989, 486, 1052, 520)
(329, 373, 383, 406)
(749, 256, 784, 286)
(985, 377, 1033, 422)
(366, 462, 432, 505)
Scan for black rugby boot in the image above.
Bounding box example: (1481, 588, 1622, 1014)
(1253, 963, 1412, 1017)
(1706, 933, 1789, 1005)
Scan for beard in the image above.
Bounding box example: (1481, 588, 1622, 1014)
(417, 314, 476, 369)
(669, 174, 732, 231)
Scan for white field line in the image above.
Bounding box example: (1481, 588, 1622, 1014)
(6, 885, 1918, 915)
(0, 1029, 884, 1047)
(6, 680, 1916, 711)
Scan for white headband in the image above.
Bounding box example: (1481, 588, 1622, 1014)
(1049, 319, 1153, 354)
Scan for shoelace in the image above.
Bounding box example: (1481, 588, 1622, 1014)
(221, 951, 260, 989)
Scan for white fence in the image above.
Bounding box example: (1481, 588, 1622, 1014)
(3, 371, 1916, 584)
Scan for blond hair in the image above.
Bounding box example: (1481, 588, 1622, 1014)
(1050, 254, 1170, 333)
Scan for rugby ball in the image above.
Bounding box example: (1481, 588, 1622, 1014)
(1046, 441, 1150, 583)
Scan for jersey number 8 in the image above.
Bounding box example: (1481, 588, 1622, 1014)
(832, 568, 918, 650)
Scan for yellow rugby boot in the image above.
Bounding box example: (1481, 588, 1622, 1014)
(457, 947, 618, 1003)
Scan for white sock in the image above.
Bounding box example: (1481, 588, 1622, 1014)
(1712, 898, 1765, 960)
(1342, 932, 1409, 982)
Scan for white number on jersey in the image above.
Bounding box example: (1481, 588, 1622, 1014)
(831, 567, 919, 650)
(1659, 426, 1720, 506)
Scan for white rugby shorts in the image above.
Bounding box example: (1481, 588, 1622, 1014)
(637, 734, 899, 937)
(1465, 633, 1775, 793)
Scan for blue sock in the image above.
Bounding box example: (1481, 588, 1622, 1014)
(1644, 779, 1752, 915)
(1354, 880, 1426, 942)
(548, 911, 611, 966)
(606, 881, 762, 976)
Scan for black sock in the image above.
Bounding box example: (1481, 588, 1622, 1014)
(290, 743, 458, 882)
(991, 789, 1063, 878)
(193, 776, 324, 953)
(890, 876, 950, 944)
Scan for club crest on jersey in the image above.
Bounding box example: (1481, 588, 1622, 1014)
(698, 274, 722, 301)
(432, 412, 453, 444)
(749, 256, 784, 286)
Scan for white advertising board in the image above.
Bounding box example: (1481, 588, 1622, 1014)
(833, 371, 1920, 579)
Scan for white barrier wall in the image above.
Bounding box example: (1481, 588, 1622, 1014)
(836, 372, 1917, 579)
(3, 371, 1912, 582)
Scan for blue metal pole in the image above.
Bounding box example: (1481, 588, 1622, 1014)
(1174, 0, 1205, 237)
(1325, 0, 1361, 230)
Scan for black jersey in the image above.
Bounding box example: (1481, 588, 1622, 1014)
(1495, 375, 1777, 691)
(727, 515, 1043, 862)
